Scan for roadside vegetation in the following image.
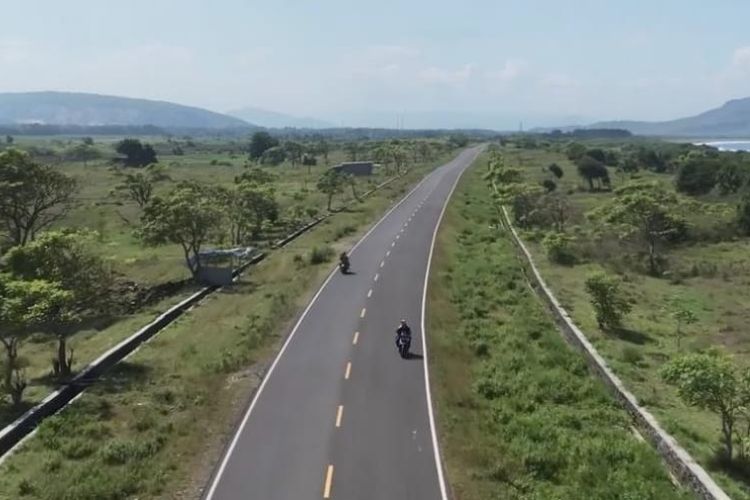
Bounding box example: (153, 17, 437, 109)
(0, 133, 456, 431)
(485, 135, 750, 498)
(0, 132, 461, 499)
(428, 158, 687, 499)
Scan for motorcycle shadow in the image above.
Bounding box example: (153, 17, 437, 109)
(405, 352, 423, 361)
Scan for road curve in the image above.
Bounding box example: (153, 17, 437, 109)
(204, 146, 483, 500)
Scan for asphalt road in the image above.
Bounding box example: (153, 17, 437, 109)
(205, 146, 483, 500)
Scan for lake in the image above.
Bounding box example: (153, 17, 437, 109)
(699, 140, 750, 152)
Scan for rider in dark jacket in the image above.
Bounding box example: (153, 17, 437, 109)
(396, 319, 412, 343)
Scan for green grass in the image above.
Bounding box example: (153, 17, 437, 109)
(499, 144, 750, 498)
(428, 158, 689, 499)
(0, 149, 452, 500)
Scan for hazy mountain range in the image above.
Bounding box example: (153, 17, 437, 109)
(0, 91, 749, 137)
(0, 91, 249, 129)
(590, 97, 750, 138)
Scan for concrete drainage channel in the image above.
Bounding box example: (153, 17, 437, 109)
(500, 207, 730, 500)
(0, 170, 411, 460)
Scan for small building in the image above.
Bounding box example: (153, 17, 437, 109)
(190, 247, 257, 286)
(332, 161, 374, 176)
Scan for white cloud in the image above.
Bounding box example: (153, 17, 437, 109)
(732, 46, 750, 70)
(487, 59, 527, 83)
(417, 64, 474, 85)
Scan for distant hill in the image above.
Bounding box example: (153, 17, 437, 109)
(592, 97, 750, 137)
(228, 106, 333, 129)
(0, 91, 251, 129)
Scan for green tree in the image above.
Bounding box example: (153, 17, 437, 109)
(448, 134, 469, 148)
(235, 166, 276, 185)
(139, 182, 225, 279)
(584, 272, 631, 330)
(0, 277, 70, 404)
(116, 138, 157, 167)
(4, 230, 112, 310)
(284, 141, 304, 166)
(547, 163, 564, 179)
(737, 190, 750, 235)
(5, 135, 13, 145)
(588, 181, 691, 275)
(114, 164, 171, 208)
(248, 131, 279, 161)
(675, 159, 718, 195)
(66, 143, 101, 166)
(716, 162, 749, 195)
(0, 149, 78, 246)
(671, 304, 697, 350)
(662, 351, 750, 461)
(224, 181, 279, 244)
(317, 169, 346, 211)
(576, 156, 610, 191)
(260, 146, 286, 166)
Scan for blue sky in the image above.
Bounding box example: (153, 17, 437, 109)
(1, 0, 749, 128)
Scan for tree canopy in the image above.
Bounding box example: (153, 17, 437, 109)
(588, 181, 692, 275)
(139, 182, 225, 279)
(0, 149, 78, 246)
(116, 138, 158, 167)
(249, 132, 279, 160)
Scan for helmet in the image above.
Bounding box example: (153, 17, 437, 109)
(400, 319, 407, 325)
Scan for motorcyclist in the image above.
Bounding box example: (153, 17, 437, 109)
(395, 319, 412, 346)
(339, 252, 350, 272)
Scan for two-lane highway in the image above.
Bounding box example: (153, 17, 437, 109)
(205, 146, 482, 500)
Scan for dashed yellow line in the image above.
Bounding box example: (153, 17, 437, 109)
(345, 362, 352, 379)
(353, 331, 360, 344)
(367, 289, 372, 298)
(323, 465, 334, 498)
(360, 307, 366, 318)
(380, 260, 385, 268)
(386, 250, 391, 257)
(374, 273, 379, 282)
(391, 241, 396, 247)
(335, 405, 344, 428)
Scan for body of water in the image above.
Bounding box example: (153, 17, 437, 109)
(698, 140, 750, 152)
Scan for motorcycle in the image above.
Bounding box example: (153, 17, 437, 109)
(339, 259, 350, 274)
(395, 334, 411, 359)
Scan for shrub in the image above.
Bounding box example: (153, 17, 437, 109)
(542, 232, 576, 265)
(333, 225, 356, 240)
(621, 346, 643, 365)
(675, 159, 717, 195)
(542, 179, 557, 192)
(584, 272, 631, 330)
(309, 245, 334, 264)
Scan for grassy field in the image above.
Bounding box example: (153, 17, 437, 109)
(0, 137, 455, 430)
(498, 144, 750, 499)
(0, 146, 452, 500)
(427, 156, 688, 500)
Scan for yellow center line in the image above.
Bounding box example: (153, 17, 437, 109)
(367, 289, 372, 298)
(323, 465, 334, 498)
(353, 331, 360, 344)
(360, 307, 366, 318)
(335, 405, 344, 428)
(345, 361, 352, 379)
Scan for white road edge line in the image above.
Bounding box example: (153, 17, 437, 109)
(204, 159, 434, 500)
(420, 147, 482, 500)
